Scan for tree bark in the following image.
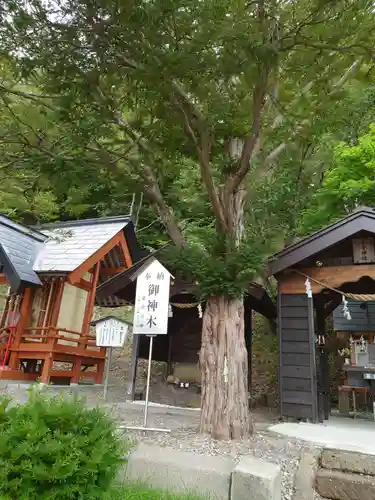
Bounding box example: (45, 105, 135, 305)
(199, 295, 252, 439)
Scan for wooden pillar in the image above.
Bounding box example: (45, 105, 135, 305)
(49, 279, 65, 327)
(244, 307, 252, 392)
(40, 353, 53, 383)
(316, 295, 330, 420)
(8, 288, 34, 369)
(127, 333, 140, 400)
(307, 295, 319, 423)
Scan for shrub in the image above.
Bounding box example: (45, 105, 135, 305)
(0, 387, 127, 500)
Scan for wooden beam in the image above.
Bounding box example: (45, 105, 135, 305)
(118, 232, 133, 268)
(101, 267, 128, 275)
(278, 265, 375, 294)
(0, 274, 8, 285)
(67, 232, 124, 284)
(75, 278, 92, 291)
(82, 263, 101, 335)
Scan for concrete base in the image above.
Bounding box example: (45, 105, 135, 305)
(269, 417, 375, 454)
(122, 444, 235, 500)
(231, 456, 281, 500)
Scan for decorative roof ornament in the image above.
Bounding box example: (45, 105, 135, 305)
(46, 229, 74, 243)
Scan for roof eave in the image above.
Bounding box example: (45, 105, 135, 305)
(268, 211, 375, 276)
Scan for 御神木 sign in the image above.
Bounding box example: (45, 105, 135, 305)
(133, 259, 172, 335)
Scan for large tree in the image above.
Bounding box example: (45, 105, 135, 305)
(1, 0, 375, 439)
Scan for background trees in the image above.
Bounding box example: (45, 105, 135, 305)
(1, 0, 375, 439)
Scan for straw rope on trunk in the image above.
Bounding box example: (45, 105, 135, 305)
(170, 302, 199, 308)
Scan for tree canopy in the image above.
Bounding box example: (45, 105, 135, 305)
(2, 0, 375, 439)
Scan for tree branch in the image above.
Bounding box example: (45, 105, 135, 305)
(262, 59, 362, 167)
(129, 160, 188, 248)
(172, 82, 227, 232)
(225, 1, 271, 194)
(0, 85, 55, 109)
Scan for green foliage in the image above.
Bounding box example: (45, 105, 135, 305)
(299, 124, 375, 235)
(0, 389, 126, 500)
(107, 484, 202, 500)
(163, 227, 270, 298)
(1, 0, 375, 296)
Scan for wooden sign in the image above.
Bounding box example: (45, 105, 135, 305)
(94, 317, 129, 347)
(133, 259, 172, 335)
(352, 237, 375, 264)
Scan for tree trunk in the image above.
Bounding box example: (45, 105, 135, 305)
(199, 295, 253, 439)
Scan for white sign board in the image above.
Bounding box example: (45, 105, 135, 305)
(95, 318, 129, 347)
(133, 259, 171, 335)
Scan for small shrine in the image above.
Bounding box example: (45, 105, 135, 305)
(96, 255, 277, 398)
(0, 214, 140, 384)
(269, 207, 375, 422)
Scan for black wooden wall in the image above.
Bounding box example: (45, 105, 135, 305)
(278, 293, 318, 421)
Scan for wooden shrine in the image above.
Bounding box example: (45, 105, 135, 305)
(0, 214, 140, 384)
(96, 255, 277, 398)
(269, 207, 375, 422)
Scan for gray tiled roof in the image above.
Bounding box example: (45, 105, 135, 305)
(0, 215, 132, 291)
(0, 215, 45, 291)
(34, 217, 131, 272)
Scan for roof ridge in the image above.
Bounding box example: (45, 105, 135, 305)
(271, 208, 375, 260)
(34, 214, 133, 230)
(269, 207, 375, 275)
(0, 214, 46, 242)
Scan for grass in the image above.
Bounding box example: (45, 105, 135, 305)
(106, 484, 202, 500)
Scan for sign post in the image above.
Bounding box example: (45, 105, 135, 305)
(143, 335, 155, 427)
(121, 258, 173, 433)
(91, 316, 130, 401)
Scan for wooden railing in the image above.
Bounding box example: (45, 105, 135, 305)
(17, 327, 105, 357)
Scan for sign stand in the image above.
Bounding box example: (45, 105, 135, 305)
(120, 334, 171, 433)
(143, 335, 154, 427)
(90, 315, 130, 403)
(103, 347, 113, 402)
(120, 258, 173, 434)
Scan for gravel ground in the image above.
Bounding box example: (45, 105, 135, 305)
(0, 383, 321, 500)
(106, 402, 319, 500)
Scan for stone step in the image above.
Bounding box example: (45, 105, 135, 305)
(120, 443, 282, 500)
(321, 448, 375, 476)
(316, 468, 375, 500)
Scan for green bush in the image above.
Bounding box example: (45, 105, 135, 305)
(0, 388, 126, 500)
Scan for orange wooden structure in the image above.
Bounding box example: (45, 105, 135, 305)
(0, 215, 140, 384)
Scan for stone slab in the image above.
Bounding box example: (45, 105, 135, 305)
(293, 449, 321, 500)
(269, 419, 375, 455)
(231, 455, 281, 500)
(122, 443, 235, 500)
(321, 448, 375, 476)
(315, 468, 375, 500)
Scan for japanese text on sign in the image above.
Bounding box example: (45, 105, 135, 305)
(133, 260, 171, 335)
